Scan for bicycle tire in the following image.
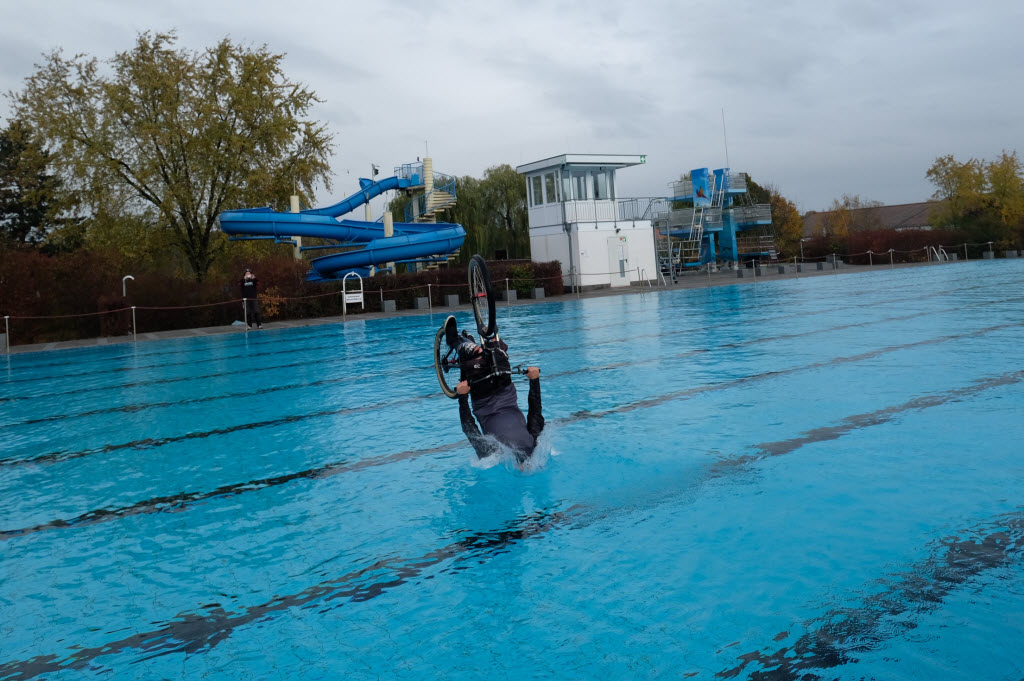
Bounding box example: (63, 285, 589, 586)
(468, 254, 496, 338)
(434, 326, 459, 399)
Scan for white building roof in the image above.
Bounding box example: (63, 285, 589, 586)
(516, 154, 646, 175)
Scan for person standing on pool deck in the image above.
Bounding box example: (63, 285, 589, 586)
(445, 316, 544, 462)
(239, 268, 262, 329)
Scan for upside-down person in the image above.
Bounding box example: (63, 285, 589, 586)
(443, 316, 544, 462)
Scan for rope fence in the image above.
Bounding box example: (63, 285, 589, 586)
(2, 242, 1016, 353)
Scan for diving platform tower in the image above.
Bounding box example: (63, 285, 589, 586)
(654, 167, 774, 279)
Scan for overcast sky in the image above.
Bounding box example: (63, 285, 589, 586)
(2, 0, 1021, 213)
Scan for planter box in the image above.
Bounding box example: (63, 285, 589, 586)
(1006, 250, 1019, 258)
(500, 290, 517, 302)
(444, 294, 460, 307)
(531, 288, 545, 299)
(414, 297, 430, 310)
(381, 300, 396, 313)
(983, 251, 994, 259)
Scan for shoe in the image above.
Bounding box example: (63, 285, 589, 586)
(443, 315, 459, 349)
(257, 324, 262, 329)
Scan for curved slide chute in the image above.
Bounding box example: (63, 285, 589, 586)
(218, 175, 465, 280)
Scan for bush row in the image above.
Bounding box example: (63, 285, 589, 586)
(0, 249, 564, 344)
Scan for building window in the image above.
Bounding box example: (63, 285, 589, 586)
(561, 172, 571, 202)
(530, 175, 543, 207)
(594, 171, 608, 200)
(544, 173, 557, 204)
(573, 171, 588, 200)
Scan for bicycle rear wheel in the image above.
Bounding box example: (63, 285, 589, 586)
(434, 326, 459, 399)
(468, 254, 496, 338)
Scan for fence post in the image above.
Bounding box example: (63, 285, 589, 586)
(4, 316, 8, 354)
(428, 284, 432, 312)
(131, 307, 137, 342)
(505, 278, 510, 307)
(833, 253, 838, 275)
(963, 243, 969, 262)
(868, 250, 873, 267)
(243, 299, 248, 331)
(379, 289, 384, 311)
(889, 249, 894, 269)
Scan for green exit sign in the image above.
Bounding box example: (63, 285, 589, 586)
(640, 155, 646, 163)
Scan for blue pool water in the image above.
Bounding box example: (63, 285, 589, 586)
(2, 260, 1024, 680)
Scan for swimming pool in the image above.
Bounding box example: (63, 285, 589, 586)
(2, 260, 1023, 680)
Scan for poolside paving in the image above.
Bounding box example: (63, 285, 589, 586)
(1, 261, 949, 356)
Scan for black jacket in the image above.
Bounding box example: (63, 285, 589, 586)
(240, 278, 259, 299)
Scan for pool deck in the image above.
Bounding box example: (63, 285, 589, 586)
(2, 261, 949, 356)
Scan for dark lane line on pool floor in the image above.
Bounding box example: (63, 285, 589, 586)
(2, 303, 1010, 465)
(6, 468, 1023, 680)
(714, 512, 1024, 680)
(5, 333, 1022, 542)
(0, 505, 581, 680)
(0, 293, 949, 427)
(2, 281, 997, 402)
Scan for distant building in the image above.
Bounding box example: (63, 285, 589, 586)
(516, 154, 657, 290)
(802, 200, 945, 237)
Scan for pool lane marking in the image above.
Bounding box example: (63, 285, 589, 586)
(3, 286, 1018, 435)
(4, 338, 1022, 542)
(2, 280, 1003, 402)
(6, 469, 1024, 680)
(2, 301, 1013, 467)
(714, 511, 1024, 679)
(0, 505, 580, 680)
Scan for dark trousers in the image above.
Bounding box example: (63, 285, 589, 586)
(244, 298, 262, 327)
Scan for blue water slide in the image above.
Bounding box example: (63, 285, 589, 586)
(218, 175, 465, 280)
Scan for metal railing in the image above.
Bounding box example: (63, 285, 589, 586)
(405, 172, 457, 222)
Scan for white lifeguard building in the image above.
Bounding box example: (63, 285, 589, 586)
(516, 154, 658, 291)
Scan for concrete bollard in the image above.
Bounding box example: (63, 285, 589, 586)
(500, 290, 517, 302)
(1005, 250, 1018, 258)
(443, 294, 460, 307)
(414, 297, 430, 310)
(796, 264, 803, 273)
(948, 253, 958, 261)
(816, 262, 825, 271)
(737, 269, 745, 278)
(983, 251, 994, 259)
(777, 265, 786, 274)
(754, 265, 763, 276)
(382, 300, 396, 313)
(531, 287, 545, 299)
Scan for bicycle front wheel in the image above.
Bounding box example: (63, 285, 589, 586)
(468, 254, 496, 338)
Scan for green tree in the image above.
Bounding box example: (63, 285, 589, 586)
(481, 164, 528, 257)
(986, 150, 1024, 244)
(0, 120, 62, 245)
(763, 183, 803, 258)
(11, 31, 334, 281)
(926, 154, 986, 230)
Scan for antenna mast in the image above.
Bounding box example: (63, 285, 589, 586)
(721, 108, 730, 168)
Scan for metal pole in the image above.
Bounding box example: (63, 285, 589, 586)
(243, 299, 248, 331)
(868, 250, 873, 267)
(428, 284, 432, 312)
(379, 289, 384, 311)
(964, 243, 969, 262)
(889, 249, 894, 269)
(833, 253, 838, 275)
(131, 307, 137, 342)
(505, 278, 510, 307)
(4, 316, 8, 354)
(794, 255, 799, 278)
